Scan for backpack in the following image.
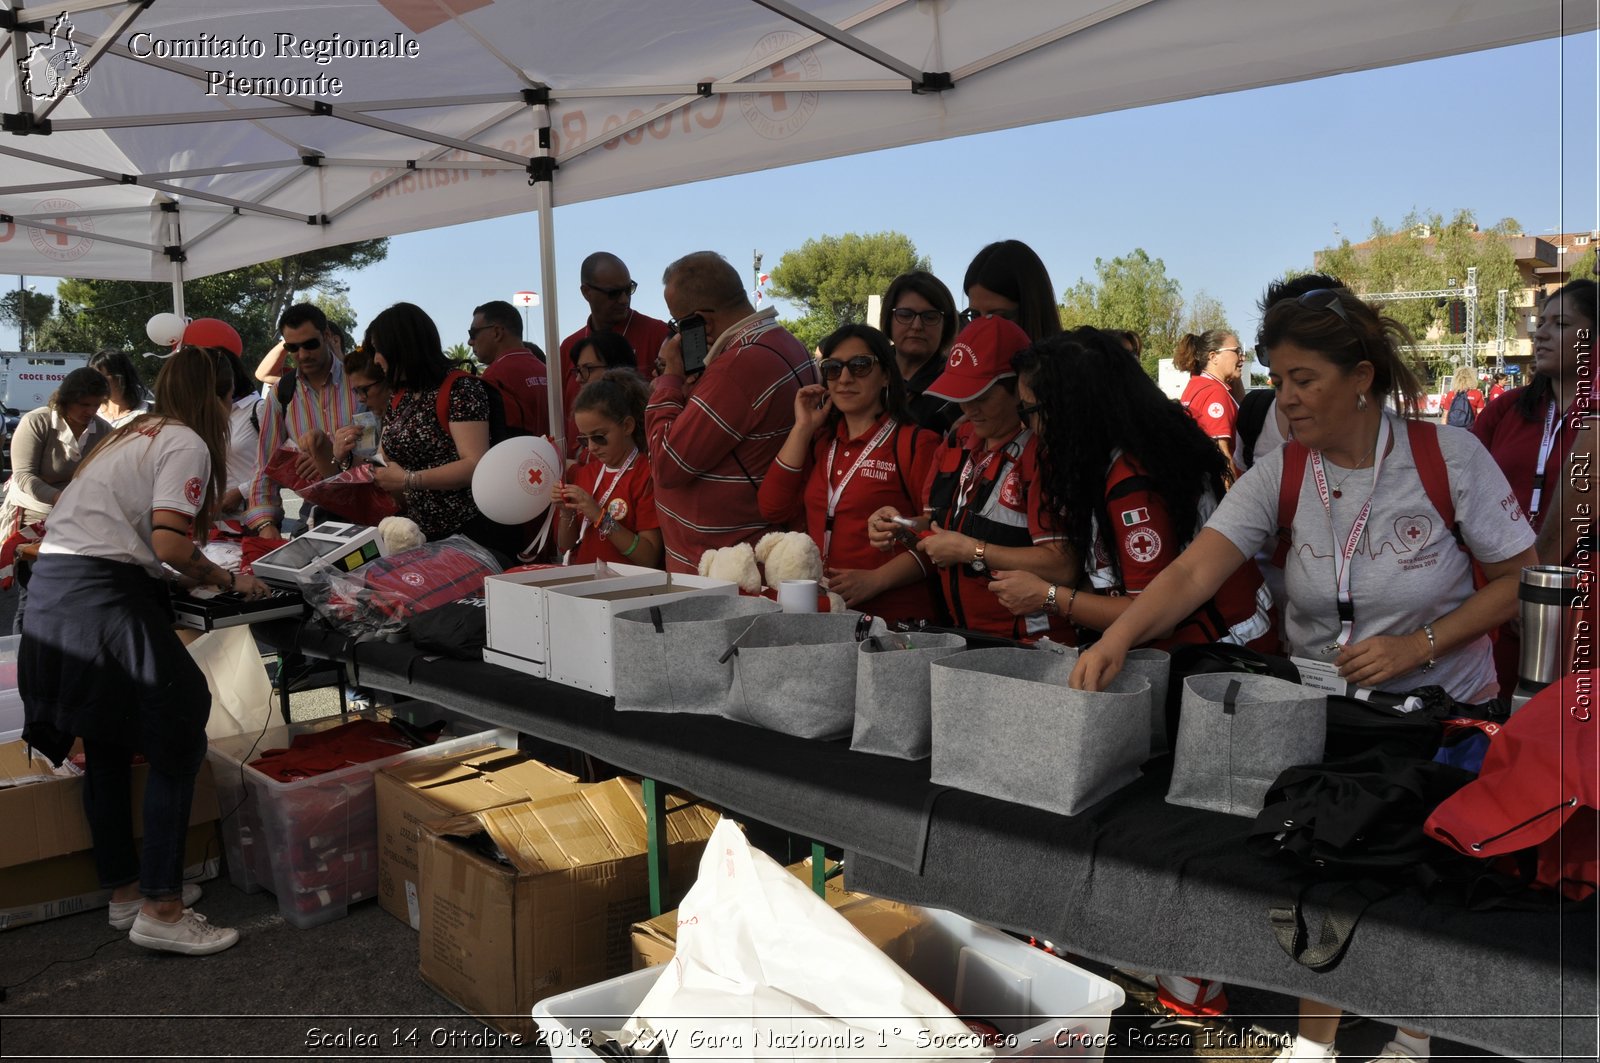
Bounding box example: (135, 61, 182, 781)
(1446, 389, 1476, 428)
(391, 369, 516, 445)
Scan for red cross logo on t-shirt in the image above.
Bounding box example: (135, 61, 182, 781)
(1404, 522, 1423, 542)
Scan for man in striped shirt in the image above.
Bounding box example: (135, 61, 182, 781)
(242, 304, 360, 539)
(648, 252, 816, 573)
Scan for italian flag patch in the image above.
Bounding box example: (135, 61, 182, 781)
(1120, 507, 1150, 526)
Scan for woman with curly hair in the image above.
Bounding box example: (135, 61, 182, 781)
(989, 328, 1271, 648)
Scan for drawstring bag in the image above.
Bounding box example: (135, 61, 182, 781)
(851, 631, 968, 760)
(930, 646, 1150, 817)
(1122, 648, 1171, 756)
(725, 612, 884, 740)
(1167, 673, 1326, 818)
(611, 595, 778, 717)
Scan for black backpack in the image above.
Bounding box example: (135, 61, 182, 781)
(1446, 389, 1476, 427)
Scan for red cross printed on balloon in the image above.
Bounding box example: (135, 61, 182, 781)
(528, 467, 544, 486)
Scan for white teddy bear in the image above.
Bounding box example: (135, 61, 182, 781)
(696, 541, 763, 595)
(377, 515, 426, 556)
(697, 532, 847, 611)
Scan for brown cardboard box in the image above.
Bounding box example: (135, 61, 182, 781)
(417, 779, 717, 1038)
(629, 860, 922, 969)
(375, 743, 577, 928)
(0, 740, 221, 929)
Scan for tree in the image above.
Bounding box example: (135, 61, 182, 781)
(33, 239, 388, 372)
(1180, 291, 1232, 338)
(1058, 248, 1187, 379)
(0, 287, 55, 351)
(770, 231, 928, 352)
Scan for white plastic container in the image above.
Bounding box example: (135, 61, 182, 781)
(207, 712, 508, 929)
(482, 562, 658, 678)
(530, 905, 1124, 1061)
(0, 635, 20, 745)
(544, 573, 737, 695)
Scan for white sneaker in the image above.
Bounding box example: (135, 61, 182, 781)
(108, 883, 202, 930)
(127, 909, 239, 956)
(1367, 1040, 1426, 1062)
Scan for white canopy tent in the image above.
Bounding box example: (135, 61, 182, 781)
(2, 0, 1593, 432)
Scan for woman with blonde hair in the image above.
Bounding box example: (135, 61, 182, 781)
(1438, 363, 1485, 428)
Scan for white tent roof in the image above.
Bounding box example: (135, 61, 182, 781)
(3, 0, 1593, 283)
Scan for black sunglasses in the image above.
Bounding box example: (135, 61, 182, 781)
(283, 336, 322, 354)
(574, 362, 605, 378)
(466, 323, 500, 340)
(576, 430, 609, 448)
(819, 354, 877, 381)
(1255, 288, 1356, 368)
(891, 308, 944, 327)
(1016, 400, 1043, 422)
(959, 307, 1019, 325)
(584, 280, 638, 299)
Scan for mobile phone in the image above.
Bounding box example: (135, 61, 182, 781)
(676, 313, 710, 374)
(888, 515, 923, 547)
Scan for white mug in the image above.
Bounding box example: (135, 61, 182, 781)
(778, 578, 819, 613)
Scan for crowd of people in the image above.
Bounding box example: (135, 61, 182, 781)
(5, 232, 1592, 1051)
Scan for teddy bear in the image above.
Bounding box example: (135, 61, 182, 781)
(377, 515, 427, 556)
(697, 532, 847, 611)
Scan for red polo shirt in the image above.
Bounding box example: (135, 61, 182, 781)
(568, 449, 659, 566)
(1180, 372, 1238, 440)
(558, 312, 672, 454)
(482, 349, 549, 436)
(758, 414, 940, 625)
(1473, 387, 1586, 533)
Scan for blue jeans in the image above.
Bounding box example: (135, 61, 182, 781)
(81, 737, 196, 898)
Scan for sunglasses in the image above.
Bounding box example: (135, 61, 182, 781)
(576, 431, 610, 448)
(584, 280, 638, 299)
(1255, 289, 1358, 367)
(466, 323, 500, 340)
(819, 355, 878, 382)
(1213, 346, 1244, 356)
(282, 336, 322, 354)
(959, 307, 1019, 325)
(1016, 400, 1044, 422)
(891, 308, 944, 327)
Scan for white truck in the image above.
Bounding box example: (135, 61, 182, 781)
(0, 351, 92, 473)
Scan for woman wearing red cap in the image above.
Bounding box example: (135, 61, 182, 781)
(867, 317, 1075, 639)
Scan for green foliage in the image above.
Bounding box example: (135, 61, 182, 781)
(1058, 248, 1190, 378)
(769, 232, 928, 340)
(34, 240, 388, 374)
(444, 343, 481, 372)
(0, 288, 55, 350)
(1569, 246, 1597, 284)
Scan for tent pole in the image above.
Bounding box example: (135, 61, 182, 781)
(537, 179, 561, 455)
(164, 203, 186, 318)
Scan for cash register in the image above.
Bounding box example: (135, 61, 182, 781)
(171, 523, 383, 631)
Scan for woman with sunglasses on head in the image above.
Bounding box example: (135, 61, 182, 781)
(1174, 328, 1246, 472)
(989, 328, 1271, 652)
(867, 317, 1076, 639)
(879, 271, 961, 436)
(1073, 288, 1536, 1063)
(960, 240, 1062, 342)
(556, 368, 661, 568)
(759, 325, 938, 624)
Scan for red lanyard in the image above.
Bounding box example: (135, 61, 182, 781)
(822, 419, 896, 561)
(1309, 417, 1392, 651)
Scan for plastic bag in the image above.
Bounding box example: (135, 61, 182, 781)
(295, 463, 400, 526)
(305, 534, 501, 640)
(189, 627, 275, 741)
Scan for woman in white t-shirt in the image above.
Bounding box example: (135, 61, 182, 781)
(1072, 288, 1537, 1063)
(20, 346, 271, 958)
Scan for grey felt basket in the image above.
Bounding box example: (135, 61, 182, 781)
(851, 631, 969, 760)
(1166, 672, 1327, 818)
(726, 612, 885, 740)
(1123, 648, 1172, 756)
(930, 647, 1151, 817)
(611, 595, 779, 716)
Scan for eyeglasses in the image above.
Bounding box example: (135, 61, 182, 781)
(352, 381, 378, 399)
(1213, 346, 1244, 357)
(1255, 288, 1356, 368)
(891, 308, 944, 327)
(819, 355, 877, 382)
(282, 336, 322, 354)
(959, 307, 1019, 325)
(1016, 400, 1044, 422)
(584, 280, 638, 300)
(574, 362, 605, 379)
(576, 431, 609, 448)
(466, 323, 500, 341)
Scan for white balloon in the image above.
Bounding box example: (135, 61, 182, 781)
(146, 312, 188, 347)
(471, 436, 560, 524)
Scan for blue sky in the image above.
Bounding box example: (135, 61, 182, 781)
(14, 32, 1600, 354)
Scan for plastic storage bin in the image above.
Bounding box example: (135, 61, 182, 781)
(208, 712, 509, 929)
(531, 905, 1124, 1061)
(0, 635, 20, 745)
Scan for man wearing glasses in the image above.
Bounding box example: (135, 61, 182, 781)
(469, 299, 549, 436)
(557, 252, 670, 379)
(647, 251, 816, 573)
(242, 303, 360, 540)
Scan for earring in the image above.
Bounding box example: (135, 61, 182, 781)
(1357, 393, 1368, 411)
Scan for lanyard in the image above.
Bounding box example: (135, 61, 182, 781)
(1309, 417, 1392, 651)
(822, 419, 896, 560)
(577, 448, 637, 543)
(955, 448, 1002, 513)
(1528, 401, 1560, 523)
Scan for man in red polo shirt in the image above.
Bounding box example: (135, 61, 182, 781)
(469, 299, 549, 436)
(648, 251, 816, 573)
(558, 253, 671, 453)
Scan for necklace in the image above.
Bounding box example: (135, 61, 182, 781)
(1327, 440, 1377, 499)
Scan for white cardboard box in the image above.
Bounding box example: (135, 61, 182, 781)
(546, 574, 736, 695)
(482, 562, 657, 678)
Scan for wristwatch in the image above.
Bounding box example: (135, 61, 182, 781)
(970, 540, 987, 573)
(1044, 584, 1058, 614)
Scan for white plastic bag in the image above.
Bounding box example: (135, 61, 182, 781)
(619, 818, 991, 1060)
(189, 627, 275, 741)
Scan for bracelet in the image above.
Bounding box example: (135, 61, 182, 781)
(621, 531, 642, 557)
(1064, 587, 1078, 625)
(598, 513, 618, 538)
(1420, 622, 1437, 671)
(1043, 584, 1058, 615)
(404, 469, 418, 491)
